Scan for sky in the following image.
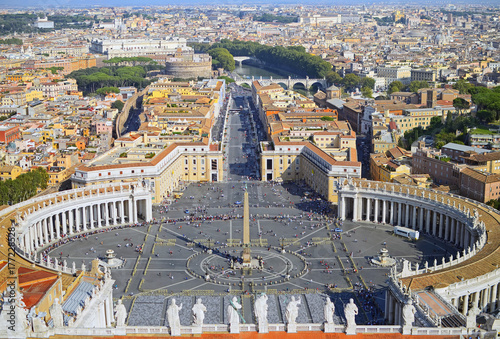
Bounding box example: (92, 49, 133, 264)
(0, 0, 497, 9)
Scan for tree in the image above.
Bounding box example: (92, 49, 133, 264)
(96, 86, 120, 95)
(342, 73, 360, 91)
(453, 98, 470, 115)
(409, 80, 429, 93)
(217, 76, 235, 83)
(208, 48, 235, 72)
(452, 79, 473, 94)
(476, 110, 496, 123)
(360, 77, 376, 90)
(111, 100, 125, 111)
(387, 81, 404, 94)
(325, 71, 342, 85)
(361, 87, 373, 98)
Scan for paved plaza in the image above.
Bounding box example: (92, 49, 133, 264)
(46, 92, 459, 326)
(47, 181, 458, 325)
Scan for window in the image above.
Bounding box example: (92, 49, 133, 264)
(193, 159, 196, 165)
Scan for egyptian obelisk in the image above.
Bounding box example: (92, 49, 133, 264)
(242, 185, 251, 265)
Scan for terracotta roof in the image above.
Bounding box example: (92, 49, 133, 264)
(461, 167, 500, 183)
(468, 151, 500, 162)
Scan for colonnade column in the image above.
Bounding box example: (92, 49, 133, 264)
(89, 204, 94, 229)
(55, 215, 60, 239)
(43, 219, 49, 244)
(49, 217, 54, 240)
(432, 211, 437, 236)
(390, 201, 394, 225)
(374, 199, 379, 223)
(76, 207, 81, 232)
(97, 203, 102, 228)
(68, 210, 74, 235)
(105, 203, 110, 227)
(81, 206, 86, 231)
(112, 201, 117, 225)
(462, 294, 469, 315)
(366, 198, 371, 222)
(352, 196, 358, 221)
(405, 203, 409, 227)
(398, 203, 402, 225)
(426, 209, 431, 233)
(382, 200, 387, 224)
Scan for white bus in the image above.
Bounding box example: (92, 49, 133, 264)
(393, 226, 419, 241)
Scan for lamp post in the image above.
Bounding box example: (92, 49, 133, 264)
(286, 260, 291, 280)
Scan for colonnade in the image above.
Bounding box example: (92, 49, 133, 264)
(452, 283, 500, 315)
(339, 196, 474, 249)
(16, 183, 153, 256)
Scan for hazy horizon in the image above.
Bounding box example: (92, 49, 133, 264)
(1, 0, 499, 9)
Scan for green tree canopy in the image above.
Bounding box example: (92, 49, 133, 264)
(208, 48, 235, 72)
(360, 77, 376, 90)
(409, 80, 429, 93)
(96, 86, 120, 95)
(453, 97, 470, 114)
(111, 100, 125, 111)
(361, 87, 373, 98)
(325, 71, 342, 85)
(452, 79, 473, 94)
(342, 73, 361, 91)
(388, 81, 404, 94)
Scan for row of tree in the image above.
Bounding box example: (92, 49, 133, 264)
(189, 40, 332, 78)
(0, 168, 49, 205)
(325, 71, 376, 96)
(0, 37, 22, 45)
(253, 13, 298, 23)
(103, 57, 157, 66)
(68, 65, 161, 94)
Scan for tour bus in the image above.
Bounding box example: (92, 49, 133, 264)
(393, 226, 419, 241)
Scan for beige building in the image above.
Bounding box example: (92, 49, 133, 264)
(460, 167, 500, 203)
(71, 134, 223, 203)
(260, 137, 361, 203)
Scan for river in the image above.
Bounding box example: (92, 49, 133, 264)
(234, 63, 297, 80)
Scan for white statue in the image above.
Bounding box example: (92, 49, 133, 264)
(285, 296, 301, 324)
(467, 304, 480, 328)
(167, 298, 183, 336)
(227, 296, 242, 326)
(254, 294, 268, 326)
(192, 298, 206, 326)
(115, 300, 127, 327)
(49, 298, 64, 328)
(344, 298, 358, 334)
(324, 298, 335, 324)
(32, 312, 48, 333)
(402, 299, 416, 328)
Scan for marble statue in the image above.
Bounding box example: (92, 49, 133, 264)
(285, 296, 301, 324)
(32, 311, 48, 333)
(254, 293, 268, 325)
(49, 298, 64, 328)
(115, 300, 127, 327)
(324, 298, 335, 324)
(344, 298, 358, 334)
(467, 304, 480, 328)
(228, 296, 242, 333)
(167, 298, 183, 336)
(402, 299, 416, 328)
(192, 298, 206, 326)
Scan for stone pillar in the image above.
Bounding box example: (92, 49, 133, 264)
(405, 203, 409, 227)
(374, 199, 379, 223)
(112, 201, 117, 225)
(128, 199, 134, 224)
(490, 284, 498, 312)
(43, 219, 49, 244)
(82, 205, 87, 231)
(55, 215, 60, 239)
(105, 202, 110, 226)
(36, 222, 42, 246)
(97, 203, 102, 227)
(411, 206, 416, 229)
(426, 209, 431, 233)
(76, 207, 81, 232)
(366, 198, 371, 222)
(482, 289, 489, 310)
(68, 210, 74, 235)
(49, 216, 54, 240)
(353, 196, 358, 221)
(419, 207, 424, 231)
(382, 200, 387, 224)
(398, 203, 402, 225)
(455, 219, 460, 246)
(89, 204, 94, 229)
(462, 294, 469, 316)
(341, 197, 346, 220)
(432, 211, 437, 236)
(473, 291, 479, 309)
(145, 198, 153, 222)
(444, 215, 449, 241)
(390, 201, 395, 225)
